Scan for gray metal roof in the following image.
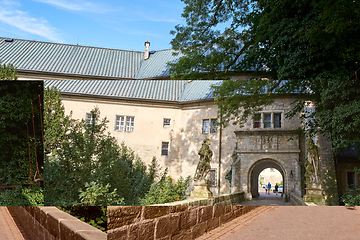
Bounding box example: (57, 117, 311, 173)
(180, 80, 222, 102)
(0, 37, 144, 79)
(135, 49, 182, 79)
(45, 80, 221, 102)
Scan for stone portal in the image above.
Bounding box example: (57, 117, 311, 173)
(232, 130, 303, 200)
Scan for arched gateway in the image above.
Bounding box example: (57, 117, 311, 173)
(231, 130, 304, 200)
(249, 159, 285, 198)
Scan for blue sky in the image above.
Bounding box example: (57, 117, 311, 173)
(0, 0, 185, 51)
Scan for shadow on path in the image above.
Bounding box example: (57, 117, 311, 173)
(241, 189, 290, 206)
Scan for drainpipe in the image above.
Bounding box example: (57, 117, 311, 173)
(218, 114, 222, 196)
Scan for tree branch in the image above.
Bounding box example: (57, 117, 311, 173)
(224, 40, 253, 73)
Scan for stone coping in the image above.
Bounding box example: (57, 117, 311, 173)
(8, 206, 106, 240)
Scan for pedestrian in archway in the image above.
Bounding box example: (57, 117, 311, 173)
(264, 184, 268, 195)
(267, 182, 271, 195)
(275, 183, 278, 195)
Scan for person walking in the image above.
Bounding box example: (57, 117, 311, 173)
(264, 184, 268, 195)
(267, 182, 271, 195)
(275, 183, 278, 195)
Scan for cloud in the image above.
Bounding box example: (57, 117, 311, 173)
(0, 1, 63, 42)
(33, 0, 113, 14)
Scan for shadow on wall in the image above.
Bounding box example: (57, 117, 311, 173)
(164, 106, 235, 195)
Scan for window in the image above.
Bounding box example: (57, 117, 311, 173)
(115, 116, 125, 131)
(163, 118, 171, 127)
(86, 113, 94, 125)
(203, 119, 218, 134)
(253, 114, 261, 128)
(115, 116, 134, 131)
(125, 117, 134, 132)
(210, 169, 216, 186)
(252, 112, 282, 129)
(263, 113, 271, 128)
(161, 142, 169, 156)
(210, 119, 218, 133)
(274, 113, 282, 128)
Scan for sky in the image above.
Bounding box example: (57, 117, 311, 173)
(0, 0, 186, 52)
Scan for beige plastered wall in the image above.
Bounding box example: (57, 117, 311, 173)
(61, 94, 300, 195)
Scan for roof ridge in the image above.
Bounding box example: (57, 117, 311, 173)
(0, 36, 144, 53)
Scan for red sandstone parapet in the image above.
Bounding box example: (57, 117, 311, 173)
(108, 205, 259, 240)
(7, 206, 106, 240)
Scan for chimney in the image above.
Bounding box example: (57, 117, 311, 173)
(144, 41, 150, 60)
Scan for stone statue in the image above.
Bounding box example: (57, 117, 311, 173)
(194, 139, 212, 182)
(305, 134, 320, 186)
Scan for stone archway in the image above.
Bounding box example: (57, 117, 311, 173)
(249, 159, 285, 198)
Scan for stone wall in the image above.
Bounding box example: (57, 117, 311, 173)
(108, 205, 259, 240)
(289, 192, 306, 206)
(7, 206, 106, 240)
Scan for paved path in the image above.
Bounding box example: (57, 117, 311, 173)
(198, 206, 360, 240)
(0, 207, 25, 240)
(241, 189, 290, 206)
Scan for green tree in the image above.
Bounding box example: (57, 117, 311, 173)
(140, 169, 191, 205)
(0, 81, 43, 185)
(170, 0, 360, 153)
(0, 61, 17, 80)
(45, 106, 157, 205)
(44, 87, 76, 155)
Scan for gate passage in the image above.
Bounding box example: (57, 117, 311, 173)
(26, 95, 43, 184)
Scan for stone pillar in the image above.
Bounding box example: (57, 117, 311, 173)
(317, 133, 339, 205)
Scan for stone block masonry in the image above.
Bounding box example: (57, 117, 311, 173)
(108, 205, 259, 240)
(7, 206, 106, 240)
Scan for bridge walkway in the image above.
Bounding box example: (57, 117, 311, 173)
(0, 207, 25, 240)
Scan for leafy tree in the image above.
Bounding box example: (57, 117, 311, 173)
(0, 81, 43, 185)
(79, 181, 123, 206)
(170, 0, 360, 153)
(44, 86, 76, 155)
(44, 103, 157, 205)
(0, 61, 17, 80)
(139, 169, 191, 205)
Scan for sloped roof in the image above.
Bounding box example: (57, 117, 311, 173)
(0, 37, 143, 79)
(135, 49, 183, 79)
(45, 80, 220, 102)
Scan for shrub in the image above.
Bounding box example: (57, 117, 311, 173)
(0, 184, 44, 206)
(140, 170, 191, 205)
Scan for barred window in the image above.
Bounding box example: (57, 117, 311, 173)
(161, 142, 169, 156)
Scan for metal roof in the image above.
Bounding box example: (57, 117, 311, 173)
(135, 49, 182, 79)
(180, 80, 222, 102)
(0, 37, 143, 79)
(45, 80, 221, 102)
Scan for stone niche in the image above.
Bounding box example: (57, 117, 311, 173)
(232, 130, 303, 199)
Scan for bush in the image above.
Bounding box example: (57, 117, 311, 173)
(0, 184, 44, 206)
(58, 206, 107, 232)
(140, 170, 191, 205)
(79, 181, 124, 206)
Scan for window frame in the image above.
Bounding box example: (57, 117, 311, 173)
(115, 115, 125, 131)
(163, 118, 171, 127)
(202, 118, 218, 134)
(252, 112, 283, 129)
(86, 112, 94, 125)
(161, 142, 169, 156)
(125, 116, 135, 132)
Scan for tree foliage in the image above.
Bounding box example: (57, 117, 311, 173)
(170, 0, 360, 153)
(139, 169, 191, 205)
(0, 81, 43, 185)
(44, 90, 157, 205)
(0, 61, 17, 80)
